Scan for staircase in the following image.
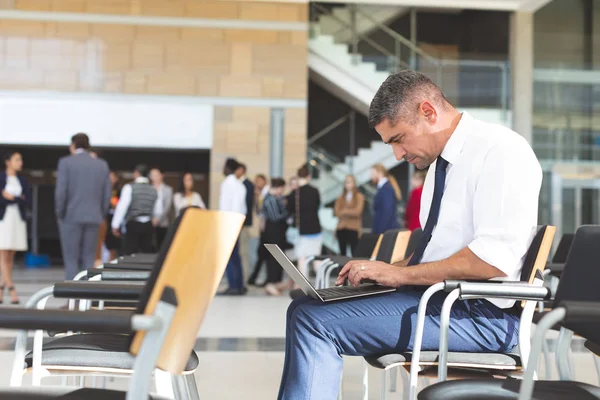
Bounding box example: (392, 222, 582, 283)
(318, 5, 409, 44)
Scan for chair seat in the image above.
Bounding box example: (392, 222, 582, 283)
(24, 333, 199, 372)
(0, 387, 169, 399)
(417, 378, 600, 400)
(364, 350, 521, 370)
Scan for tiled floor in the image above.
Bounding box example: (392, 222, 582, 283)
(0, 266, 598, 399)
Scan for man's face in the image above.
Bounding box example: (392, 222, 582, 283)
(234, 167, 245, 179)
(149, 169, 162, 185)
(255, 177, 266, 191)
(374, 103, 443, 170)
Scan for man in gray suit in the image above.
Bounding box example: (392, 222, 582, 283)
(55, 133, 111, 280)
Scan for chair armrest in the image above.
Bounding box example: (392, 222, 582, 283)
(560, 301, 600, 323)
(0, 308, 135, 332)
(53, 282, 144, 300)
(457, 282, 552, 301)
(546, 262, 564, 277)
(102, 263, 153, 271)
(86, 268, 151, 281)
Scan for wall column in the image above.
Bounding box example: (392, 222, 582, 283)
(510, 11, 534, 142)
(270, 108, 285, 178)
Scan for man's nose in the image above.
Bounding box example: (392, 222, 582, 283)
(392, 145, 406, 161)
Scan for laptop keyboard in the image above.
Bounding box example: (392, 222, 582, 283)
(317, 285, 394, 300)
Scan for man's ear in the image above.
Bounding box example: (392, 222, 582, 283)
(419, 101, 438, 124)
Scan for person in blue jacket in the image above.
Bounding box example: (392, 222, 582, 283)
(371, 163, 402, 234)
(0, 150, 31, 304)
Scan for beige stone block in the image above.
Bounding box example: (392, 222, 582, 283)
(141, 0, 185, 16)
(86, 0, 132, 14)
(231, 107, 270, 124)
(277, 4, 305, 21)
(213, 107, 233, 123)
(277, 32, 291, 44)
(135, 26, 180, 42)
(180, 27, 223, 42)
(219, 76, 262, 97)
(47, 22, 90, 39)
(283, 81, 307, 99)
(285, 108, 307, 124)
(124, 71, 147, 93)
(91, 24, 135, 41)
(147, 72, 196, 95)
(132, 42, 164, 70)
(239, 2, 278, 21)
(52, 0, 86, 12)
(16, 0, 51, 10)
(229, 43, 252, 76)
(224, 30, 278, 44)
(262, 77, 284, 97)
(165, 42, 229, 72)
(252, 45, 307, 77)
(196, 74, 219, 96)
(4, 37, 29, 69)
(44, 70, 79, 91)
(103, 72, 124, 92)
(0, 20, 45, 36)
(103, 45, 131, 71)
(184, 1, 239, 19)
(0, 68, 44, 89)
(290, 31, 307, 46)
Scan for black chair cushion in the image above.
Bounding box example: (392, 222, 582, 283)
(0, 387, 169, 399)
(418, 378, 600, 400)
(24, 333, 199, 372)
(365, 350, 521, 370)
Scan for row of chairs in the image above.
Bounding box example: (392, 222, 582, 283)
(306, 225, 600, 399)
(4, 208, 244, 399)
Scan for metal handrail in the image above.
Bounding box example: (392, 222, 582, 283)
(308, 113, 351, 146)
(311, 3, 410, 69)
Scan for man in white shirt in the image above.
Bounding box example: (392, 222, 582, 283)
(111, 164, 163, 255)
(277, 70, 543, 399)
(218, 158, 248, 295)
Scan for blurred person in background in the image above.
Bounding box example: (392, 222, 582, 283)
(262, 178, 289, 296)
(404, 169, 427, 231)
(111, 164, 162, 255)
(104, 170, 122, 260)
(334, 175, 365, 256)
(238, 163, 254, 280)
(0, 151, 31, 304)
(173, 172, 205, 217)
(150, 167, 173, 249)
(286, 166, 322, 280)
(218, 158, 247, 295)
(55, 133, 111, 280)
(371, 163, 402, 234)
(247, 173, 269, 286)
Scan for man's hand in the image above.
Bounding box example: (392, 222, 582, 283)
(2, 190, 14, 201)
(112, 228, 121, 238)
(152, 218, 159, 227)
(335, 260, 403, 288)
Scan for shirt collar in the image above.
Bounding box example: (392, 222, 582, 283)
(134, 177, 149, 184)
(377, 177, 388, 189)
(75, 149, 86, 154)
(440, 111, 472, 165)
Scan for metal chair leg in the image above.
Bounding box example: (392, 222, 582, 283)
(381, 369, 387, 400)
(389, 368, 397, 392)
(362, 359, 369, 400)
(184, 373, 200, 400)
(542, 337, 552, 379)
(154, 369, 176, 399)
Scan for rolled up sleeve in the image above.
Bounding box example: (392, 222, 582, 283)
(467, 140, 543, 278)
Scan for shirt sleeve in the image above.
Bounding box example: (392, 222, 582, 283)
(153, 190, 163, 220)
(219, 179, 233, 212)
(467, 140, 543, 277)
(111, 184, 132, 230)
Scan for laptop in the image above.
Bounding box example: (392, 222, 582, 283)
(265, 244, 396, 302)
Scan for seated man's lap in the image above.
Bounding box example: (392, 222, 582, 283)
(288, 290, 519, 356)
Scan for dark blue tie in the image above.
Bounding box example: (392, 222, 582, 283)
(408, 156, 449, 266)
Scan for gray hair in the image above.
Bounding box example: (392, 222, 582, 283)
(368, 70, 450, 128)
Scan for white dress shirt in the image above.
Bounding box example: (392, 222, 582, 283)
(111, 177, 163, 230)
(419, 112, 542, 309)
(377, 177, 389, 189)
(219, 174, 247, 215)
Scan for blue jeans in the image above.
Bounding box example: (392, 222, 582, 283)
(225, 241, 244, 290)
(278, 290, 519, 400)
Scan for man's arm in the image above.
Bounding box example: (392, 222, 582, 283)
(102, 167, 111, 216)
(54, 159, 68, 220)
(111, 184, 132, 231)
(337, 246, 504, 287)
